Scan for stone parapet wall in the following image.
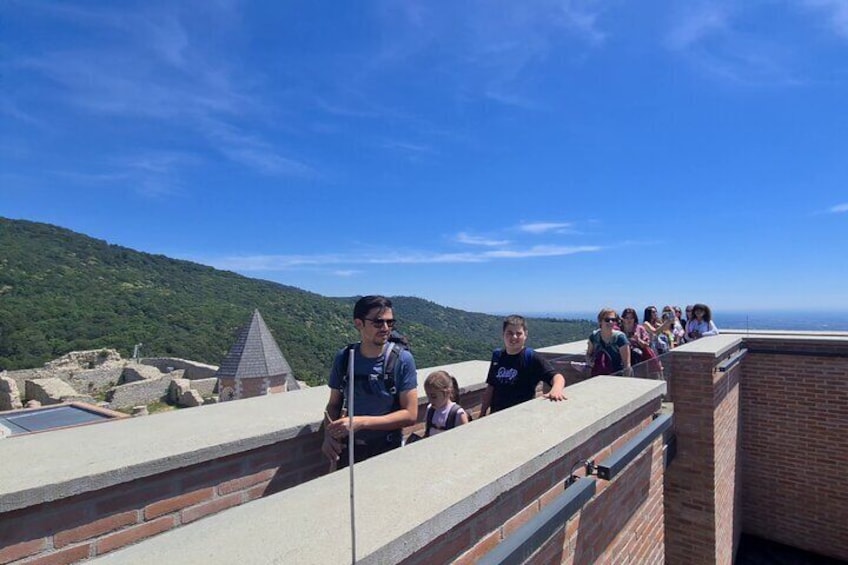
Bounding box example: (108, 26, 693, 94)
(118, 364, 173, 385)
(105, 376, 178, 410)
(66, 367, 125, 395)
(3, 368, 49, 396)
(81, 377, 666, 565)
(0, 375, 24, 411)
(0, 361, 665, 565)
(139, 358, 218, 380)
(24, 378, 94, 406)
(189, 377, 217, 398)
(440, 401, 664, 564)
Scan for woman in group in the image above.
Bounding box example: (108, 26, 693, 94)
(674, 306, 686, 343)
(663, 305, 686, 347)
(586, 308, 631, 376)
(643, 306, 673, 354)
(620, 308, 662, 378)
(685, 303, 720, 341)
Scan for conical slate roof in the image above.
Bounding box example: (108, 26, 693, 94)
(216, 310, 299, 390)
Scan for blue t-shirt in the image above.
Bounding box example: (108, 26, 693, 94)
(328, 343, 417, 427)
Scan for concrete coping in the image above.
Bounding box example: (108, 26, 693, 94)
(0, 359, 491, 513)
(672, 334, 744, 358)
(91, 376, 666, 565)
(676, 331, 848, 357)
(537, 340, 588, 356)
(722, 329, 848, 340)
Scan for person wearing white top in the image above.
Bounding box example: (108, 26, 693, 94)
(685, 303, 720, 341)
(423, 371, 469, 437)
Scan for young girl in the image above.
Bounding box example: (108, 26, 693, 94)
(423, 370, 469, 437)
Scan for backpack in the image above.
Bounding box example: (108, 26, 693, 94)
(591, 348, 613, 376)
(424, 403, 467, 437)
(590, 332, 616, 376)
(491, 347, 535, 368)
(339, 339, 407, 409)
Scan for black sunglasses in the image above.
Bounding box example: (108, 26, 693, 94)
(603, 317, 618, 323)
(364, 318, 395, 328)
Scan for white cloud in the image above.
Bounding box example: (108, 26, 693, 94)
(828, 203, 848, 213)
(482, 245, 600, 259)
(456, 232, 510, 246)
(804, 0, 848, 38)
(53, 151, 198, 197)
(664, 3, 803, 86)
(8, 2, 308, 179)
(665, 4, 728, 51)
(380, 140, 436, 156)
(201, 244, 602, 271)
(518, 222, 573, 234)
(371, 0, 607, 109)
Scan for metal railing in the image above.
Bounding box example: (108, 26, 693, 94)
(479, 414, 675, 565)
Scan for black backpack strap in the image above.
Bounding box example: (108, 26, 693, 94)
(382, 342, 400, 400)
(524, 347, 534, 367)
(491, 348, 503, 365)
(425, 406, 435, 437)
(446, 403, 461, 430)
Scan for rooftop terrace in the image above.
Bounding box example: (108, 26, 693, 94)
(1, 330, 846, 564)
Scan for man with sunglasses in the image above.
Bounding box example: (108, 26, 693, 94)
(322, 295, 418, 468)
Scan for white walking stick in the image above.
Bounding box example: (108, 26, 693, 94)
(347, 346, 356, 564)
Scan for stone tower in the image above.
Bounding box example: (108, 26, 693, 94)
(216, 309, 299, 401)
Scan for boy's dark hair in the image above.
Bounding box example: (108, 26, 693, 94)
(502, 314, 527, 332)
(353, 295, 392, 320)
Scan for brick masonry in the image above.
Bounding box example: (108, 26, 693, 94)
(0, 386, 661, 565)
(740, 338, 848, 561)
(664, 347, 744, 565)
(4, 334, 845, 564)
(665, 336, 848, 564)
(401, 399, 665, 565)
(0, 431, 326, 565)
(0, 388, 469, 565)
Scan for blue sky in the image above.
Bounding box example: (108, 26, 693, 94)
(3, 1, 848, 315)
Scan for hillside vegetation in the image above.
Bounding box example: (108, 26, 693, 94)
(0, 218, 594, 384)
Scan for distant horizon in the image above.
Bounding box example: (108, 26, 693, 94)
(511, 309, 848, 332)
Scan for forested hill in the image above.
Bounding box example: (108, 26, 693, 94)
(0, 218, 595, 384)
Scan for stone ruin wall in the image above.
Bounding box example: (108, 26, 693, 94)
(118, 364, 171, 385)
(140, 357, 218, 380)
(188, 377, 218, 398)
(0, 351, 221, 412)
(105, 372, 184, 410)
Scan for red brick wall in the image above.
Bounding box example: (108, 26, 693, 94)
(0, 387, 483, 565)
(1, 386, 668, 565)
(664, 347, 744, 565)
(0, 432, 326, 565)
(714, 360, 743, 564)
(399, 398, 665, 564)
(740, 338, 848, 561)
